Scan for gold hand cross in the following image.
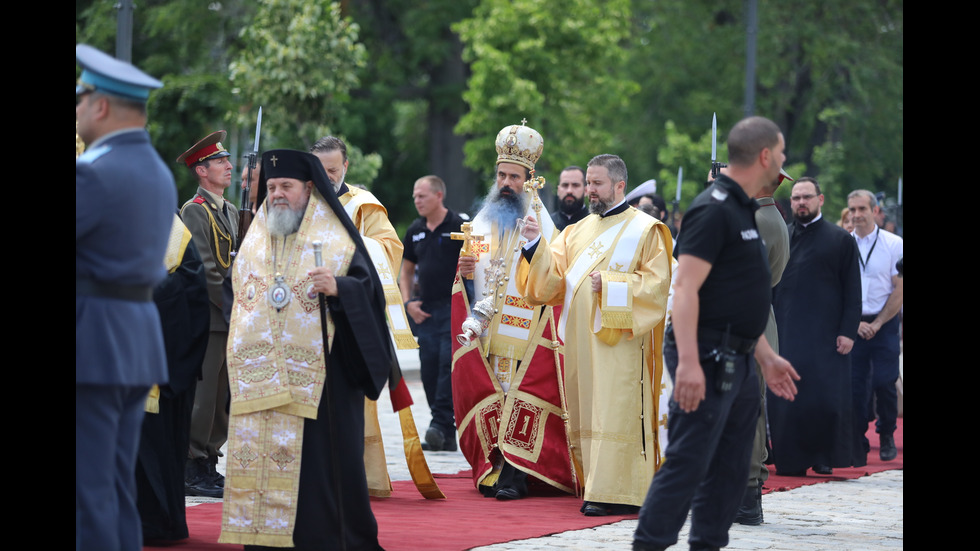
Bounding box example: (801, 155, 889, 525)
(451, 222, 485, 280)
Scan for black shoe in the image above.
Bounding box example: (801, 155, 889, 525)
(733, 485, 763, 525)
(775, 468, 807, 477)
(582, 501, 639, 516)
(423, 428, 443, 451)
(185, 458, 223, 498)
(582, 502, 610, 516)
(421, 441, 457, 452)
(495, 487, 523, 500)
(812, 464, 833, 475)
(185, 481, 223, 498)
(207, 455, 225, 487)
(879, 434, 897, 461)
(424, 426, 446, 451)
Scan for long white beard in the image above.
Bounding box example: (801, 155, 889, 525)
(267, 202, 305, 236)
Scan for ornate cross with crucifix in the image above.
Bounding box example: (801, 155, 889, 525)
(522, 171, 547, 220)
(451, 222, 485, 280)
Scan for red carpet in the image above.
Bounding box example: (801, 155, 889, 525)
(764, 417, 903, 494)
(150, 419, 902, 550)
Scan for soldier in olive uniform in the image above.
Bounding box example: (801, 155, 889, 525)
(177, 131, 239, 498)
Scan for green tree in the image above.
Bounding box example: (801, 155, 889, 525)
(343, 0, 479, 227)
(455, 0, 640, 193)
(228, 0, 385, 200)
(77, 0, 250, 202)
(624, 0, 903, 211)
(230, 1, 364, 149)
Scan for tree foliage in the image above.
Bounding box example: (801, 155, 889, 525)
(230, 1, 363, 147)
(624, 0, 903, 219)
(77, 0, 902, 229)
(454, 0, 640, 186)
(76, 0, 248, 202)
(343, 0, 478, 226)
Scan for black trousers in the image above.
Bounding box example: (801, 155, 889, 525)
(634, 332, 759, 550)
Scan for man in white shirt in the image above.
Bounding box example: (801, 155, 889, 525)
(847, 189, 903, 463)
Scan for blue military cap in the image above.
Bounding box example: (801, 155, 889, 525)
(75, 44, 162, 103)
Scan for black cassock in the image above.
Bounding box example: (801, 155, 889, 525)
(768, 217, 864, 472)
(136, 237, 209, 541)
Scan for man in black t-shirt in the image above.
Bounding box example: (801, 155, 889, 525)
(399, 175, 466, 451)
(633, 117, 800, 551)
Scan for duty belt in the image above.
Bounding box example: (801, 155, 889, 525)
(698, 327, 757, 355)
(76, 278, 154, 302)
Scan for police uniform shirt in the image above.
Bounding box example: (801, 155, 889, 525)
(675, 174, 770, 340)
(403, 210, 465, 304)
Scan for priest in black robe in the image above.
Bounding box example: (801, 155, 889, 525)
(768, 177, 863, 475)
(136, 216, 210, 541)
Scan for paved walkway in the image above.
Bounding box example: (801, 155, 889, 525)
(204, 349, 903, 549)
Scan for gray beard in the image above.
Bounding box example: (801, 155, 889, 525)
(588, 198, 609, 215)
(267, 202, 305, 236)
(478, 184, 528, 229)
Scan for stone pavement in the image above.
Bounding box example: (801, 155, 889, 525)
(202, 348, 903, 549)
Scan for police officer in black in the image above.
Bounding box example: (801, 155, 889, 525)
(633, 116, 800, 551)
(399, 175, 466, 451)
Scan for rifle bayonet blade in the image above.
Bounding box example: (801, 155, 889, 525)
(253, 106, 263, 153)
(711, 112, 717, 162)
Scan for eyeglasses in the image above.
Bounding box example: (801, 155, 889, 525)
(790, 194, 816, 202)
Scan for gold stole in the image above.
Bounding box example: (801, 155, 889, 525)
(219, 192, 355, 547)
(557, 210, 653, 344)
(342, 191, 417, 350)
(145, 214, 193, 414)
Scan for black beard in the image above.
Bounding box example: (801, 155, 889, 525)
(794, 209, 818, 225)
(559, 195, 584, 215)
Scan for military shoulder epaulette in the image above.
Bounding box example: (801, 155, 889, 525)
(77, 144, 112, 164)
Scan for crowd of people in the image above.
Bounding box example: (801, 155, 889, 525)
(77, 44, 902, 551)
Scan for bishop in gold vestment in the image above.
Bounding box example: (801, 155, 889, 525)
(219, 150, 396, 549)
(452, 122, 575, 500)
(518, 154, 672, 514)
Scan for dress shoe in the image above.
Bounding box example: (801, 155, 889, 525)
(495, 487, 523, 500)
(733, 485, 763, 525)
(185, 458, 223, 498)
(812, 464, 833, 475)
(582, 502, 610, 516)
(424, 427, 446, 451)
(421, 427, 458, 452)
(879, 434, 897, 461)
(185, 480, 223, 498)
(775, 468, 806, 477)
(582, 501, 639, 516)
(208, 455, 225, 487)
